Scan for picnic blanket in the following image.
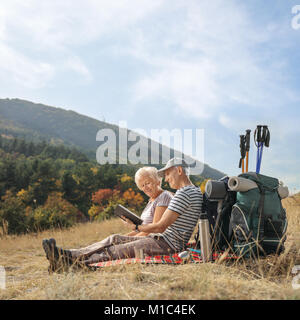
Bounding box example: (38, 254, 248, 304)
(88, 249, 238, 268)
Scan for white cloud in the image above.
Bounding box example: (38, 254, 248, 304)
(1, 0, 164, 48)
(0, 42, 54, 89)
(134, 59, 219, 118)
(218, 114, 233, 129)
(0, 7, 6, 41)
(0, 0, 164, 88)
(64, 56, 92, 82)
(1, 0, 296, 104)
(129, 0, 297, 122)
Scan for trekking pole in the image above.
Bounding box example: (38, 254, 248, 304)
(254, 125, 262, 173)
(245, 129, 251, 172)
(259, 125, 270, 172)
(239, 135, 246, 173)
(254, 125, 270, 173)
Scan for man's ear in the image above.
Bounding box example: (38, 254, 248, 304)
(177, 166, 183, 175)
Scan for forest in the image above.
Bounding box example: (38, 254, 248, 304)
(0, 135, 205, 235)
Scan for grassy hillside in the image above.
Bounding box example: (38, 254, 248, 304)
(0, 98, 225, 179)
(0, 98, 115, 159)
(0, 195, 299, 300)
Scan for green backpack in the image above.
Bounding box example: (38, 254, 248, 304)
(229, 172, 288, 258)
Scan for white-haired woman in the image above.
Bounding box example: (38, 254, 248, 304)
(42, 167, 173, 270)
(127, 166, 173, 236)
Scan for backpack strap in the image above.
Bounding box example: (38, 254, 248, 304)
(256, 184, 265, 242)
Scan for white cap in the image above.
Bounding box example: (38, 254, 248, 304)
(157, 157, 189, 177)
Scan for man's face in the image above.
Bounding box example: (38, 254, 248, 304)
(164, 166, 178, 189)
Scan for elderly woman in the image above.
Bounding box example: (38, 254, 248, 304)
(42, 166, 173, 270)
(127, 166, 173, 236)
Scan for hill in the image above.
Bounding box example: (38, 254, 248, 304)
(0, 98, 225, 180)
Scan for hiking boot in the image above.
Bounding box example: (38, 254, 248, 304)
(42, 238, 73, 273)
(42, 239, 59, 273)
(48, 238, 73, 264)
(42, 239, 53, 261)
(49, 238, 60, 258)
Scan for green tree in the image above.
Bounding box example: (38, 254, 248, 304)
(16, 139, 27, 155)
(2, 159, 16, 192)
(0, 191, 27, 234)
(26, 141, 35, 156)
(62, 171, 79, 202)
(30, 160, 57, 204)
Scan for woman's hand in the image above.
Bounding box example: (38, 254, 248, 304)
(121, 216, 136, 230)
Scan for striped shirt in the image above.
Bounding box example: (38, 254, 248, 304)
(160, 185, 203, 251)
(140, 190, 173, 224)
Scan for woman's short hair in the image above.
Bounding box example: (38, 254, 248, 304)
(135, 167, 162, 189)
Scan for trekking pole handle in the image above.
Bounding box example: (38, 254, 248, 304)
(262, 125, 267, 143)
(240, 135, 246, 158)
(257, 125, 262, 142)
(245, 129, 251, 152)
(239, 135, 246, 168)
(262, 125, 270, 147)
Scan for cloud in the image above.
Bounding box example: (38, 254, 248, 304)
(64, 56, 92, 83)
(1, 1, 163, 48)
(1, 0, 296, 105)
(129, 0, 298, 123)
(0, 42, 54, 89)
(0, 0, 164, 88)
(134, 59, 219, 118)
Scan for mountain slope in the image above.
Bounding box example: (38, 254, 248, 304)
(0, 98, 225, 179)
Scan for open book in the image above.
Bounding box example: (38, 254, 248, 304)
(114, 204, 143, 225)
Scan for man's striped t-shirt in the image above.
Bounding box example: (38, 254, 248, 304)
(160, 185, 203, 252)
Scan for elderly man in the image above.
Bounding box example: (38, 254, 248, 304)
(44, 158, 203, 268)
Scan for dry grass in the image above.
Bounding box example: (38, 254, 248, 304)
(0, 196, 300, 300)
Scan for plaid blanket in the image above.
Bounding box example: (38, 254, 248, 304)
(88, 249, 238, 268)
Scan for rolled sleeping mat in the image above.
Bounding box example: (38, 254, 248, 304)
(228, 176, 290, 199)
(278, 185, 289, 199)
(228, 176, 258, 192)
(205, 180, 227, 200)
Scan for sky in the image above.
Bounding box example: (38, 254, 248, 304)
(0, 0, 300, 192)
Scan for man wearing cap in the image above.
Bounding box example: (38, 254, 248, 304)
(46, 158, 203, 266)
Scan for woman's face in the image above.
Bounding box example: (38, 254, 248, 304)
(138, 176, 160, 198)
